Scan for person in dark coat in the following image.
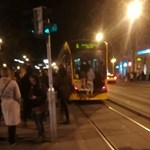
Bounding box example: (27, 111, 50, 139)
(40, 69, 49, 89)
(29, 74, 47, 141)
(55, 65, 72, 124)
(20, 65, 33, 126)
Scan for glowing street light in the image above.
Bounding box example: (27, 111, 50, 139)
(25, 58, 29, 62)
(95, 32, 103, 42)
(23, 55, 27, 59)
(95, 32, 109, 73)
(127, 0, 142, 72)
(0, 38, 3, 50)
(127, 0, 142, 22)
(17, 66, 20, 70)
(3, 63, 7, 68)
(22, 55, 29, 63)
(111, 58, 116, 74)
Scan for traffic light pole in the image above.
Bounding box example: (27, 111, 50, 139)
(33, 7, 57, 141)
(47, 19, 57, 141)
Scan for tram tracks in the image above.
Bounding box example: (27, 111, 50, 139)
(77, 104, 119, 150)
(107, 98, 150, 121)
(106, 99, 150, 132)
(73, 100, 150, 150)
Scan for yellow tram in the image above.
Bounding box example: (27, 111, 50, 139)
(57, 39, 108, 101)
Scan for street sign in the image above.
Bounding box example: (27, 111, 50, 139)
(33, 7, 57, 36)
(33, 6, 45, 35)
(33, 6, 43, 21)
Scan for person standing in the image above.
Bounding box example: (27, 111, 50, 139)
(20, 65, 33, 126)
(0, 68, 21, 145)
(80, 61, 89, 88)
(55, 65, 72, 124)
(86, 67, 95, 95)
(29, 74, 47, 141)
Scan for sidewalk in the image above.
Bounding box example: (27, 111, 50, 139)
(0, 111, 79, 150)
(0, 105, 94, 150)
(0, 104, 106, 150)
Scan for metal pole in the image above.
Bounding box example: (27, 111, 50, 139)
(112, 63, 114, 74)
(105, 41, 108, 74)
(47, 19, 57, 141)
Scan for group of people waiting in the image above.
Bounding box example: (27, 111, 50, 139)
(125, 70, 146, 81)
(0, 64, 71, 145)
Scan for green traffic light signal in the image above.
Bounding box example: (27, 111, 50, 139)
(32, 23, 57, 35)
(51, 24, 57, 32)
(44, 28, 50, 34)
(44, 23, 57, 34)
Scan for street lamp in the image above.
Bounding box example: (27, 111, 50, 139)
(95, 32, 103, 42)
(111, 58, 116, 74)
(127, 0, 142, 72)
(23, 55, 30, 64)
(95, 32, 109, 73)
(3, 63, 7, 68)
(23, 55, 27, 59)
(0, 38, 3, 50)
(127, 0, 142, 22)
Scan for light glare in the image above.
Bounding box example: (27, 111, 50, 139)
(127, 0, 142, 21)
(95, 32, 103, 42)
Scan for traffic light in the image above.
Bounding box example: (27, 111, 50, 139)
(33, 6, 57, 35)
(44, 23, 58, 34)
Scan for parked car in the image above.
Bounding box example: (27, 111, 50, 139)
(107, 74, 117, 83)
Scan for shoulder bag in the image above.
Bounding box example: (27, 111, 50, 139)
(0, 80, 11, 102)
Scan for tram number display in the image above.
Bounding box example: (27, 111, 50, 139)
(75, 43, 97, 49)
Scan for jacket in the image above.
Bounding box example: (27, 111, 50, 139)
(0, 77, 21, 125)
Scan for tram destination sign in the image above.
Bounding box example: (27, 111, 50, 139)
(75, 42, 97, 49)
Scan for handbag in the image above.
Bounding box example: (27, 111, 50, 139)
(0, 80, 11, 102)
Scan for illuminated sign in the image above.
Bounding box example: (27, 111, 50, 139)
(137, 49, 150, 55)
(75, 43, 97, 49)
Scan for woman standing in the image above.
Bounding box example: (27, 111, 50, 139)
(0, 68, 21, 145)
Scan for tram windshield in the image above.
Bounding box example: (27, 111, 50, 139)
(73, 50, 106, 80)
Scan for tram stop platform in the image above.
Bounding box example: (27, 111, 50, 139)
(0, 105, 104, 150)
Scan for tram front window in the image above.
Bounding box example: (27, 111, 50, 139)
(74, 58, 105, 80)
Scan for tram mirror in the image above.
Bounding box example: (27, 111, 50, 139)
(75, 74, 79, 79)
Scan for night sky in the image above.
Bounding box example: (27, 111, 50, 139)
(0, 0, 149, 65)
